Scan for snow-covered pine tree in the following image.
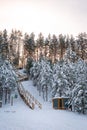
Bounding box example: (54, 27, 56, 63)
(30, 57, 52, 101)
(38, 57, 52, 101)
(0, 56, 17, 104)
(51, 60, 69, 98)
(72, 59, 87, 113)
(30, 60, 41, 87)
(64, 49, 87, 113)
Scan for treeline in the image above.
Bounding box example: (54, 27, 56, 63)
(24, 32, 87, 62)
(0, 29, 22, 66)
(0, 29, 87, 66)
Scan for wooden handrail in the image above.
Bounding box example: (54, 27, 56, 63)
(17, 75, 28, 82)
(18, 82, 42, 109)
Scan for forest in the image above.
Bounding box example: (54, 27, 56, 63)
(0, 29, 87, 65)
(0, 29, 87, 114)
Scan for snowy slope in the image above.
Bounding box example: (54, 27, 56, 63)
(0, 80, 87, 130)
(22, 80, 43, 103)
(22, 80, 51, 109)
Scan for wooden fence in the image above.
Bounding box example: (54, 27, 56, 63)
(18, 82, 42, 110)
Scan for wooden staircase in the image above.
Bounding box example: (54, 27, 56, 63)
(18, 82, 42, 109)
(15, 69, 42, 110)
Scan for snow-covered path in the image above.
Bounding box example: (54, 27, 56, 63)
(0, 80, 87, 130)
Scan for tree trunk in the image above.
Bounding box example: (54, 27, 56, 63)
(5, 88, 7, 104)
(46, 86, 48, 101)
(8, 89, 11, 103)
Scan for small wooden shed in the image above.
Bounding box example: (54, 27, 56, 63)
(52, 97, 69, 110)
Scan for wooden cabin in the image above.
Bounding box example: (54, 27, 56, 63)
(52, 97, 69, 110)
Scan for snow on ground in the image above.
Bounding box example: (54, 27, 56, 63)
(22, 80, 43, 103)
(0, 80, 87, 130)
(22, 80, 51, 109)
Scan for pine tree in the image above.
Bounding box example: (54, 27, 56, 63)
(24, 32, 35, 59)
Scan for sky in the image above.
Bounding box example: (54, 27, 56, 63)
(0, 0, 87, 37)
